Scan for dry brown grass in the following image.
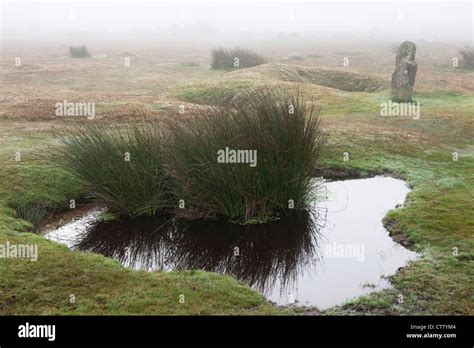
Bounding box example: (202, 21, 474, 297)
(1, 39, 472, 128)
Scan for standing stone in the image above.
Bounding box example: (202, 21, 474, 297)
(391, 41, 417, 102)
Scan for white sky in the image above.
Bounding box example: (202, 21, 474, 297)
(1, 0, 472, 42)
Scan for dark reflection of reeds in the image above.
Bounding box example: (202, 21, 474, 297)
(73, 210, 323, 295)
(74, 215, 176, 271)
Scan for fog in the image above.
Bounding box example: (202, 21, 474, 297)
(1, 0, 472, 46)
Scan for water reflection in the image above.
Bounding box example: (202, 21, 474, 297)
(74, 210, 323, 295)
(45, 177, 421, 308)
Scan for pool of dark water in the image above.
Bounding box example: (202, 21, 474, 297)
(44, 176, 420, 309)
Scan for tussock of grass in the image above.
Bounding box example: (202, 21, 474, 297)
(69, 45, 91, 58)
(12, 202, 50, 230)
(55, 88, 324, 223)
(459, 47, 474, 69)
(164, 87, 325, 223)
(55, 122, 172, 216)
(211, 47, 267, 70)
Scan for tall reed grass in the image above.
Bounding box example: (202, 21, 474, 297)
(56, 88, 324, 223)
(164, 88, 324, 223)
(55, 123, 171, 216)
(14, 202, 50, 229)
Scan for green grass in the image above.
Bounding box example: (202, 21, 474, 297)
(0, 132, 284, 315)
(0, 232, 280, 315)
(172, 79, 261, 105)
(318, 129, 473, 315)
(0, 80, 472, 315)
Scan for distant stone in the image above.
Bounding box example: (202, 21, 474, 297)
(391, 41, 417, 102)
(283, 52, 303, 61)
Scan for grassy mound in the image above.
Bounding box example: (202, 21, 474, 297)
(227, 63, 386, 92)
(173, 63, 385, 106)
(174, 79, 261, 106)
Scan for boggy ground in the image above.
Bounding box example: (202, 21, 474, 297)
(0, 39, 472, 315)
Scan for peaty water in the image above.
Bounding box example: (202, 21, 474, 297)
(44, 176, 420, 309)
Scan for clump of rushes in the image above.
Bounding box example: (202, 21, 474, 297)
(211, 47, 267, 70)
(459, 47, 474, 69)
(14, 201, 50, 229)
(69, 45, 91, 58)
(55, 122, 171, 216)
(164, 87, 325, 224)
